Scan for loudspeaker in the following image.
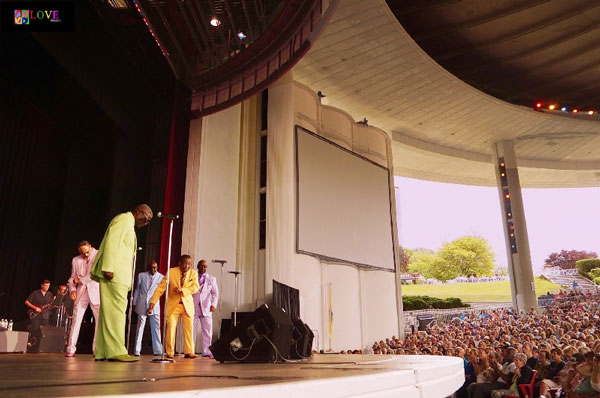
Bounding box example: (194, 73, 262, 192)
(38, 326, 65, 353)
(210, 304, 293, 363)
(219, 312, 254, 337)
(289, 317, 313, 359)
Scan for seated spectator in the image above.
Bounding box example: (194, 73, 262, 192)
(490, 353, 533, 398)
(539, 347, 566, 398)
(467, 348, 516, 398)
(535, 350, 551, 382)
(591, 354, 599, 393)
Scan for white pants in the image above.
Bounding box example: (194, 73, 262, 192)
(134, 313, 162, 355)
(66, 288, 99, 354)
(193, 316, 213, 356)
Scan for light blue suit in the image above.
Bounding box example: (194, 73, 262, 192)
(133, 271, 163, 355)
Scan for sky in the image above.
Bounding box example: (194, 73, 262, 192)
(394, 176, 600, 275)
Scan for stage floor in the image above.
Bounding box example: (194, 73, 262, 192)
(0, 353, 464, 398)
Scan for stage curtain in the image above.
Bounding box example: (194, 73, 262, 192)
(265, 73, 295, 295)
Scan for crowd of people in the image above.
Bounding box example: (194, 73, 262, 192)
(355, 292, 600, 398)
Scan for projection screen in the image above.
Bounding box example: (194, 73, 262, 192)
(295, 126, 396, 271)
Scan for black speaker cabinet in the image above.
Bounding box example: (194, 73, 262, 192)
(290, 317, 313, 359)
(38, 326, 65, 353)
(210, 304, 293, 363)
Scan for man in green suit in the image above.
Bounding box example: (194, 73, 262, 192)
(91, 204, 153, 362)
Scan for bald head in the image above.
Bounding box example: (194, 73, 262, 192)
(132, 204, 153, 228)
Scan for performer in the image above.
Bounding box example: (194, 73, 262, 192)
(65, 241, 100, 357)
(133, 260, 163, 356)
(50, 284, 74, 326)
(91, 204, 153, 362)
(192, 259, 218, 357)
(148, 255, 199, 359)
(24, 280, 55, 350)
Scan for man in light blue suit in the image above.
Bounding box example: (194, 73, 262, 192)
(133, 261, 163, 356)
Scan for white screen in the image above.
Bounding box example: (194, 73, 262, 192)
(296, 127, 395, 270)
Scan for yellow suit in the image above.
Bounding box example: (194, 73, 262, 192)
(150, 267, 199, 356)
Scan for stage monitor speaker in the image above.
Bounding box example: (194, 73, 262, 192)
(289, 317, 313, 359)
(38, 326, 65, 353)
(210, 304, 293, 363)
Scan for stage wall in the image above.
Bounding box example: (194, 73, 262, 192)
(181, 74, 403, 351)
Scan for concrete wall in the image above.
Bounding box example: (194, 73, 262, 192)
(181, 78, 401, 352)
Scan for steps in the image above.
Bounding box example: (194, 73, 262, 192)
(542, 272, 598, 293)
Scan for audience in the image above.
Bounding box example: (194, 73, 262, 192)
(341, 292, 600, 398)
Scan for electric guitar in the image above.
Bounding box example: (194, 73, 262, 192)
(27, 303, 57, 319)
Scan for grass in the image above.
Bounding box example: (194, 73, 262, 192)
(401, 277, 561, 303)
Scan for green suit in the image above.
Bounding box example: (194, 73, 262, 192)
(91, 212, 136, 359)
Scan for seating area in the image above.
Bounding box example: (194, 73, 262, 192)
(358, 293, 600, 398)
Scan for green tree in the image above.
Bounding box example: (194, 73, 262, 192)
(430, 236, 496, 282)
(406, 248, 437, 278)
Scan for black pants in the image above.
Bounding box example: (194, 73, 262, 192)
(28, 315, 50, 351)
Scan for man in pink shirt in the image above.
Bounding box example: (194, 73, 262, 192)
(65, 241, 100, 357)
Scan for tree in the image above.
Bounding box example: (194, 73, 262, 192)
(397, 246, 411, 273)
(406, 248, 436, 278)
(544, 250, 598, 270)
(429, 236, 495, 282)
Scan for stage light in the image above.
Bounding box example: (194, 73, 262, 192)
(237, 32, 246, 39)
(549, 104, 556, 110)
(536, 102, 542, 108)
(588, 110, 594, 115)
(561, 107, 567, 111)
(573, 109, 578, 113)
(210, 16, 221, 27)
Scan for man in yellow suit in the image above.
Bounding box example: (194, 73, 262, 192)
(148, 255, 199, 359)
(91, 204, 153, 362)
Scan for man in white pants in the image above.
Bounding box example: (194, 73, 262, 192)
(192, 259, 218, 357)
(65, 241, 100, 357)
(133, 261, 163, 356)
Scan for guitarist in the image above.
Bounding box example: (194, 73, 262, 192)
(25, 279, 55, 350)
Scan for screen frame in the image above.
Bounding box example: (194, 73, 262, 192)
(294, 125, 397, 272)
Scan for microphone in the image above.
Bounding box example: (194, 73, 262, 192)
(157, 212, 180, 219)
(228, 271, 241, 276)
(212, 259, 227, 264)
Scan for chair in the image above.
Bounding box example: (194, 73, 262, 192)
(503, 370, 538, 398)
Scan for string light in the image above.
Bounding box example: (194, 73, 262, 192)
(534, 101, 596, 116)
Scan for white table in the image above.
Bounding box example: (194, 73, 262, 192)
(0, 331, 29, 353)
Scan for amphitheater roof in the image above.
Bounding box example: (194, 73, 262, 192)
(293, 0, 600, 187)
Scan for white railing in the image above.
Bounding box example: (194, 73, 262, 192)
(542, 267, 579, 276)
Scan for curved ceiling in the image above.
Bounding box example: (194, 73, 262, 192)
(129, 0, 338, 116)
(387, 0, 600, 111)
(292, 0, 600, 187)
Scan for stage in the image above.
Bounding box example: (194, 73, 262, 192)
(0, 353, 464, 397)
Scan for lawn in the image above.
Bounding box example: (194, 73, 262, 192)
(401, 277, 561, 303)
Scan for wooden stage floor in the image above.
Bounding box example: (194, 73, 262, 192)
(0, 353, 464, 398)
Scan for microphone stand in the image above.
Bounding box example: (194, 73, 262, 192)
(126, 247, 142, 353)
(152, 214, 179, 363)
(212, 260, 227, 338)
(228, 271, 241, 326)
